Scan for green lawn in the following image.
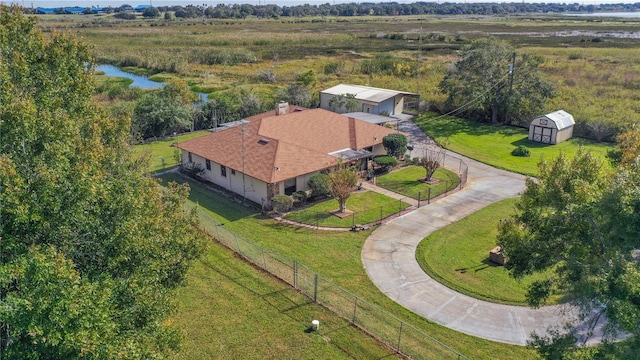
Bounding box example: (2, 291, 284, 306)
(416, 198, 560, 306)
(158, 173, 538, 360)
(376, 166, 461, 200)
(170, 236, 396, 359)
(415, 113, 614, 177)
(284, 191, 411, 228)
(134, 131, 209, 172)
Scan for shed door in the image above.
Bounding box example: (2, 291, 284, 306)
(532, 126, 552, 144)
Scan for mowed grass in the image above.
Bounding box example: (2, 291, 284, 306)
(415, 113, 614, 176)
(376, 166, 460, 200)
(157, 172, 538, 359)
(134, 131, 209, 172)
(170, 238, 396, 359)
(416, 198, 561, 306)
(284, 191, 411, 228)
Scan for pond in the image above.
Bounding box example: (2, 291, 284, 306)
(96, 64, 208, 102)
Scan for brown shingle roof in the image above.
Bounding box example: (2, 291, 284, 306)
(175, 108, 404, 183)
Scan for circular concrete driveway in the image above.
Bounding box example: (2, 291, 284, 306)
(362, 121, 592, 345)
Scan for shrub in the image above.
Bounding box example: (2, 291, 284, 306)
(292, 191, 308, 202)
(511, 145, 531, 157)
(271, 194, 293, 214)
(382, 133, 408, 158)
(308, 173, 331, 198)
(182, 162, 204, 177)
(373, 155, 398, 168)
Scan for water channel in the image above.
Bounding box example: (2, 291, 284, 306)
(96, 64, 208, 103)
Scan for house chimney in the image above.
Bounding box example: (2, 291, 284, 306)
(275, 101, 289, 116)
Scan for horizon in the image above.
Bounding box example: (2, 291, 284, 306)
(9, 0, 639, 8)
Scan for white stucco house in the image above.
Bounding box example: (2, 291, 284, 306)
(175, 103, 406, 206)
(319, 84, 419, 116)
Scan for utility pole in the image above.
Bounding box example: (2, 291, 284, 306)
(505, 52, 516, 124)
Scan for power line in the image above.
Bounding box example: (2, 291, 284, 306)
(428, 71, 511, 122)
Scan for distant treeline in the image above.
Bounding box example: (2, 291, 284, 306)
(24, 2, 640, 18)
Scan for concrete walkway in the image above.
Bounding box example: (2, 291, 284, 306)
(361, 120, 595, 345)
(360, 181, 419, 207)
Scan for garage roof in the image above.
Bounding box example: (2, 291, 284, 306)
(321, 84, 418, 104)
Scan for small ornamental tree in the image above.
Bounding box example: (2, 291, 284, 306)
(382, 133, 408, 158)
(328, 161, 358, 213)
(308, 173, 331, 198)
(418, 148, 446, 181)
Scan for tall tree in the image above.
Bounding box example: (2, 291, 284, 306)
(497, 149, 640, 358)
(328, 161, 358, 213)
(132, 78, 195, 139)
(439, 38, 556, 124)
(0, 7, 205, 358)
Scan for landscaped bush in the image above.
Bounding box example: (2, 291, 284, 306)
(511, 145, 531, 157)
(292, 191, 308, 203)
(271, 194, 294, 214)
(382, 133, 408, 158)
(308, 173, 331, 198)
(181, 162, 204, 178)
(373, 155, 398, 168)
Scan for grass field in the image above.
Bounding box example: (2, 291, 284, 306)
(415, 113, 614, 176)
(157, 172, 538, 359)
(169, 236, 397, 359)
(416, 198, 560, 306)
(134, 131, 209, 172)
(376, 166, 460, 200)
(283, 191, 411, 228)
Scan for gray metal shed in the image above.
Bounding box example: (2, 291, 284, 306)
(528, 110, 575, 145)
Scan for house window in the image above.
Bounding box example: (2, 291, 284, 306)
(205, 160, 211, 171)
(220, 165, 227, 177)
(231, 169, 236, 175)
(188, 152, 192, 162)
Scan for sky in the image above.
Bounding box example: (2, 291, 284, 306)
(11, 0, 638, 8)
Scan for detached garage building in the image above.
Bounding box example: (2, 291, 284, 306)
(320, 84, 418, 116)
(528, 110, 575, 145)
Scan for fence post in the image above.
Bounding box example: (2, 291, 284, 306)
(234, 233, 242, 255)
(214, 221, 221, 240)
(398, 199, 402, 215)
(418, 192, 421, 208)
(352, 297, 358, 323)
(161, 157, 165, 169)
(293, 260, 298, 289)
(262, 248, 267, 271)
(428, 187, 431, 204)
(352, 212, 355, 228)
(313, 273, 319, 302)
(380, 206, 383, 222)
(397, 321, 404, 352)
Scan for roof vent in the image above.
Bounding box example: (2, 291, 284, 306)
(258, 138, 270, 145)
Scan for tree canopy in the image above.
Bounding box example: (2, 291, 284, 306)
(0, 7, 205, 358)
(382, 133, 408, 158)
(439, 38, 556, 125)
(497, 148, 640, 358)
